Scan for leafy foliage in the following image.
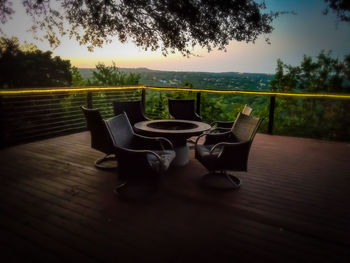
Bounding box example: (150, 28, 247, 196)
(89, 62, 140, 86)
(270, 51, 349, 93)
(143, 81, 268, 128)
(0, 0, 280, 55)
(270, 51, 350, 141)
(65, 62, 141, 119)
(0, 36, 72, 88)
(0, 0, 13, 25)
(324, 0, 350, 22)
(143, 51, 350, 141)
(71, 66, 88, 87)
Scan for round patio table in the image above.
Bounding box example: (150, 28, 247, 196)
(134, 119, 211, 166)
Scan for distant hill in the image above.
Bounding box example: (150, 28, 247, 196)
(78, 67, 274, 91)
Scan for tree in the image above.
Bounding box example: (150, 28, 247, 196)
(0, 36, 72, 88)
(0, 0, 280, 55)
(324, 0, 350, 22)
(89, 62, 140, 86)
(270, 51, 350, 93)
(71, 66, 87, 87)
(270, 51, 350, 141)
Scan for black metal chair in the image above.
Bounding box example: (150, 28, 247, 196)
(81, 106, 117, 169)
(210, 104, 253, 132)
(113, 100, 150, 126)
(105, 112, 176, 199)
(168, 99, 203, 146)
(168, 99, 202, 121)
(195, 112, 262, 189)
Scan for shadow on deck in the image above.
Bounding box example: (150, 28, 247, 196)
(0, 132, 349, 262)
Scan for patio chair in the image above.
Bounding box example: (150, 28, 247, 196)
(195, 112, 262, 189)
(113, 100, 150, 126)
(210, 104, 253, 133)
(105, 112, 176, 199)
(81, 106, 117, 169)
(168, 99, 202, 121)
(168, 99, 203, 146)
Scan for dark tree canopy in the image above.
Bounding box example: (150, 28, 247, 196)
(0, 0, 280, 55)
(88, 62, 141, 86)
(270, 50, 350, 93)
(324, 0, 350, 22)
(0, 37, 72, 88)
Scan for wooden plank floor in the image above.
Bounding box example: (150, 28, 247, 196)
(0, 132, 349, 262)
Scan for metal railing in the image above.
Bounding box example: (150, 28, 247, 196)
(1, 86, 349, 147)
(0, 87, 142, 146)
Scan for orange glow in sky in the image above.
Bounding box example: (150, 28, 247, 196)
(2, 0, 350, 73)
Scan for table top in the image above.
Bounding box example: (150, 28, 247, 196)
(134, 119, 211, 137)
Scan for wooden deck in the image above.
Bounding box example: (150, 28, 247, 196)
(0, 132, 349, 262)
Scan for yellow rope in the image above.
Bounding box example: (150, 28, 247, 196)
(0, 86, 349, 99)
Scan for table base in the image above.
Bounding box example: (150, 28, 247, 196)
(172, 145, 189, 166)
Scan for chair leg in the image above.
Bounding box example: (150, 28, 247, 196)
(113, 182, 128, 195)
(224, 173, 241, 189)
(200, 171, 241, 190)
(95, 154, 118, 170)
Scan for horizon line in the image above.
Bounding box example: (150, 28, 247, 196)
(76, 67, 275, 75)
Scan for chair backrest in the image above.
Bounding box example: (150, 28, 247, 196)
(168, 99, 199, 120)
(231, 112, 262, 142)
(81, 106, 113, 153)
(105, 112, 134, 149)
(113, 100, 146, 126)
(242, 104, 253, 116)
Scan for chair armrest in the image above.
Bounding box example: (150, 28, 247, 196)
(210, 120, 234, 128)
(194, 113, 202, 121)
(209, 127, 231, 133)
(133, 133, 174, 150)
(194, 132, 209, 146)
(195, 130, 232, 146)
(142, 113, 151, 121)
(207, 130, 232, 137)
(117, 146, 163, 163)
(153, 137, 174, 150)
(209, 140, 251, 154)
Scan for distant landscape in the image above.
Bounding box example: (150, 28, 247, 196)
(77, 65, 349, 142)
(78, 68, 274, 91)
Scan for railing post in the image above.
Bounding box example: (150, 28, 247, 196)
(87, 91, 93, 108)
(0, 95, 4, 147)
(196, 92, 201, 115)
(268, 95, 276, 134)
(141, 88, 146, 108)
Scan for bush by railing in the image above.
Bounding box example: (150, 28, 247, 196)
(0, 86, 349, 147)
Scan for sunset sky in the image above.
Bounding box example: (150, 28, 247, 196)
(1, 0, 350, 73)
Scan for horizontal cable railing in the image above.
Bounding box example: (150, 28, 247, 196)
(0, 86, 349, 147)
(0, 88, 142, 146)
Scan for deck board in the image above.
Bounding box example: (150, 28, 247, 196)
(0, 132, 349, 262)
